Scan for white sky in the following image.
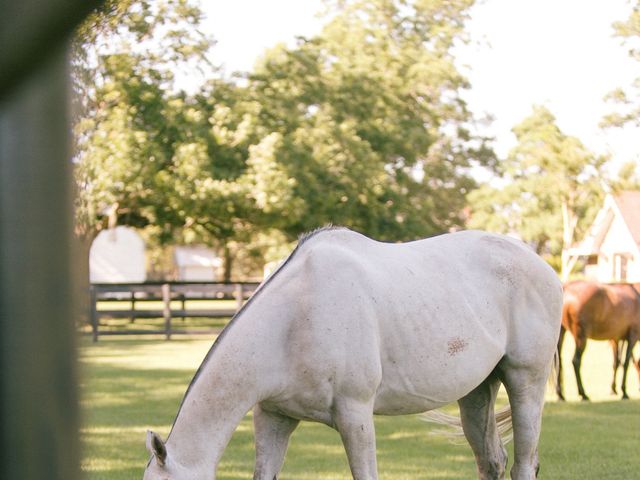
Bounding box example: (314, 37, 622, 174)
(201, 0, 640, 170)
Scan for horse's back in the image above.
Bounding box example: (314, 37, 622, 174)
(564, 280, 639, 340)
(291, 229, 562, 411)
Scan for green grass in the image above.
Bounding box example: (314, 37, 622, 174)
(79, 336, 640, 479)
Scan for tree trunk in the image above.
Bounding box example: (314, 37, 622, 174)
(75, 230, 98, 326)
(560, 200, 579, 282)
(223, 243, 233, 283)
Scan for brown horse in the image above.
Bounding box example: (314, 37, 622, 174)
(557, 280, 640, 400)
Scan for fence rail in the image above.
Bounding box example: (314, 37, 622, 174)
(88, 281, 260, 341)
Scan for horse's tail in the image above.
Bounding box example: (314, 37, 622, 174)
(422, 351, 560, 443)
(421, 405, 513, 445)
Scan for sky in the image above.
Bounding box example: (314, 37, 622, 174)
(201, 0, 640, 171)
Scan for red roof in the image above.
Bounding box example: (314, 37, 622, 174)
(614, 191, 640, 246)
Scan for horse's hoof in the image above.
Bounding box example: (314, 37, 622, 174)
(622, 394, 630, 400)
(580, 396, 590, 402)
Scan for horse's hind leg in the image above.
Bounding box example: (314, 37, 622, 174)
(458, 373, 508, 479)
(253, 404, 300, 480)
(500, 362, 551, 479)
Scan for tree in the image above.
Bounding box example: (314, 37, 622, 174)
(241, 0, 494, 241)
(601, 1, 640, 197)
(467, 106, 605, 279)
(73, 0, 216, 238)
(73, 0, 265, 280)
(610, 160, 640, 192)
(73, 0, 495, 280)
(602, 1, 640, 128)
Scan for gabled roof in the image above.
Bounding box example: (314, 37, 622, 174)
(613, 190, 640, 246)
(570, 190, 640, 255)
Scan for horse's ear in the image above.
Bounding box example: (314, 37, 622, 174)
(146, 430, 167, 466)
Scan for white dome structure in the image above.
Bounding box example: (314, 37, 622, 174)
(89, 226, 146, 283)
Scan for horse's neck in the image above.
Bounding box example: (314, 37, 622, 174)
(166, 314, 276, 475)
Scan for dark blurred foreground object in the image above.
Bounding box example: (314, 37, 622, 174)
(0, 0, 103, 478)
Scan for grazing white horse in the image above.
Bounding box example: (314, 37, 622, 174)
(144, 227, 562, 480)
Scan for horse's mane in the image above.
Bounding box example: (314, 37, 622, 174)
(166, 225, 346, 438)
(297, 224, 344, 246)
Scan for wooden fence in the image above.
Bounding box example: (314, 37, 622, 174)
(89, 281, 260, 341)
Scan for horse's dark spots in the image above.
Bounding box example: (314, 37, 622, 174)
(447, 337, 468, 356)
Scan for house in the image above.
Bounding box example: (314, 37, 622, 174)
(569, 191, 640, 282)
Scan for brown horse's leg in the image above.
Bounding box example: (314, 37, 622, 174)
(572, 336, 589, 401)
(556, 326, 566, 401)
(634, 347, 640, 391)
(610, 340, 621, 395)
(621, 334, 639, 400)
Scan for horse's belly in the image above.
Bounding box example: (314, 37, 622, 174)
(374, 358, 499, 415)
(586, 316, 630, 340)
(373, 387, 448, 414)
(373, 317, 506, 415)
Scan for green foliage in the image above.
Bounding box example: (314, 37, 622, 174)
(468, 106, 605, 257)
(72, 0, 216, 240)
(244, 0, 493, 240)
(602, 1, 640, 127)
(73, 0, 497, 278)
(610, 160, 640, 192)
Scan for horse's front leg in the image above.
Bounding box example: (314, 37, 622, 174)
(572, 336, 589, 401)
(458, 373, 508, 479)
(556, 326, 566, 401)
(610, 340, 621, 395)
(253, 404, 299, 480)
(333, 398, 378, 480)
(634, 350, 640, 391)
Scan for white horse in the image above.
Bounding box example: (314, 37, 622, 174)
(144, 227, 562, 480)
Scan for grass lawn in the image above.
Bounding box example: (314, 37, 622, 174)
(79, 334, 640, 479)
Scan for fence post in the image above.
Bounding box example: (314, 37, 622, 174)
(130, 290, 136, 323)
(235, 283, 244, 312)
(162, 283, 172, 340)
(90, 285, 98, 342)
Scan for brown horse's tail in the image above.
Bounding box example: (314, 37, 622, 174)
(421, 405, 513, 445)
